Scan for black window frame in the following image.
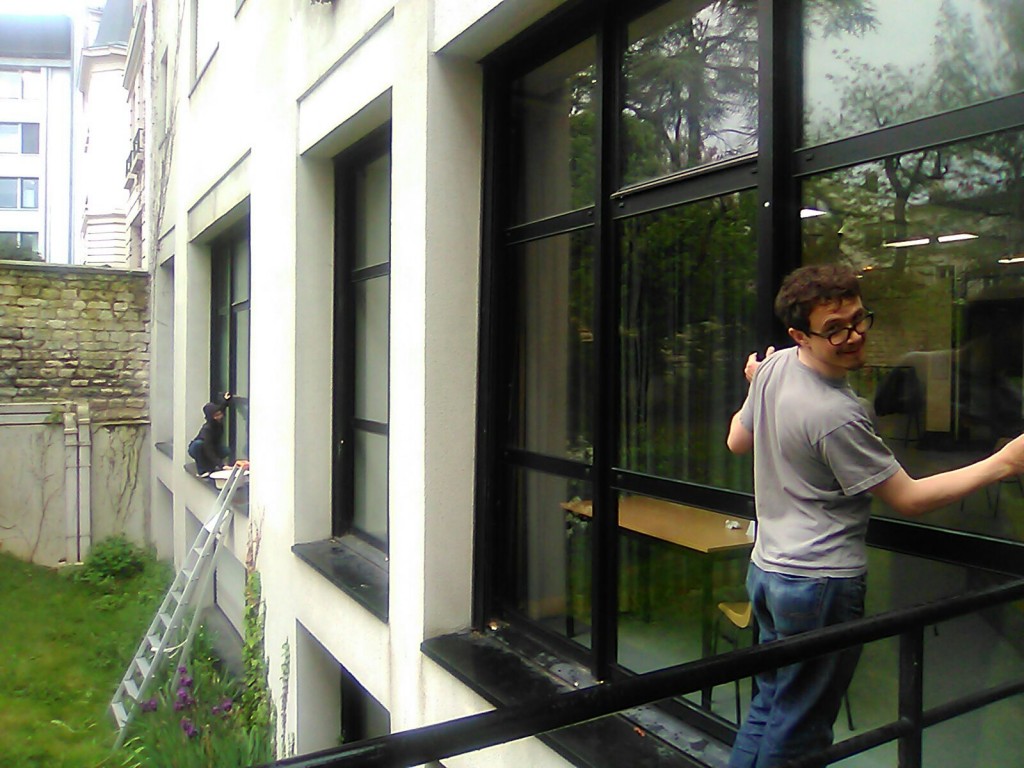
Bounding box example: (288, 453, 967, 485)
(209, 220, 251, 462)
(332, 124, 392, 554)
(476, 0, 1024, 708)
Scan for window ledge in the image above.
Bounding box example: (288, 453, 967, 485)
(182, 461, 250, 514)
(422, 627, 728, 768)
(155, 440, 173, 458)
(293, 536, 388, 622)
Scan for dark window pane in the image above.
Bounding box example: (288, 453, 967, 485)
(234, 304, 250, 457)
(509, 230, 595, 462)
(232, 239, 250, 302)
(353, 429, 388, 546)
(509, 468, 592, 645)
(614, 493, 752, 681)
(510, 37, 597, 224)
(804, 1, 1024, 145)
(21, 123, 38, 154)
(354, 152, 391, 270)
(354, 275, 389, 424)
(622, 0, 758, 187)
(801, 129, 1024, 542)
(0, 178, 16, 208)
(618, 191, 757, 489)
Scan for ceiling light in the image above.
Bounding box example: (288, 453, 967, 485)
(998, 256, 1024, 265)
(800, 208, 828, 219)
(936, 233, 979, 243)
(882, 238, 930, 248)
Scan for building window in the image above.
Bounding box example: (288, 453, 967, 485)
(0, 231, 39, 260)
(0, 178, 15, 208)
(20, 178, 37, 209)
(21, 123, 38, 154)
(0, 177, 39, 208)
(334, 128, 391, 553)
(0, 69, 41, 100)
(210, 223, 250, 462)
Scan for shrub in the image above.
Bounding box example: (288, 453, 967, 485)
(76, 536, 149, 588)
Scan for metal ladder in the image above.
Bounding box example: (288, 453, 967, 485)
(111, 464, 246, 747)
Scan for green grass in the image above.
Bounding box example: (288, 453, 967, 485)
(0, 549, 171, 768)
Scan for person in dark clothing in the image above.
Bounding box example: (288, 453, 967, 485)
(188, 392, 232, 475)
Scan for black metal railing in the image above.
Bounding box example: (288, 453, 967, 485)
(259, 578, 1024, 768)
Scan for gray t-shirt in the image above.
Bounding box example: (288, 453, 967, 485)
(739, 347, 899, 577)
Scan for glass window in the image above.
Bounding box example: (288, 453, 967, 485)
(21, 123, 38, 154)
(355, 276, 389, 424)
(804, 1, 1024, 145)
(510, 468, 592, 644)
(0, 70, 20, 99)
(335, 134, 391, 552)
(20, 232, 38, 253)
(355, 154, 391, 270)
(210, 224, 251, 461)
(20, 178, 37, 209)
(509, 37, 597, 224)
(20, 70, 41, 100)
(0, 178, 16, 208)
(802, 129, 1024, 540)
(618, 191, 757, 490)
(622, 0, 758, 187)
(509, 230, 595, 462)
(0, 124, 17, 153)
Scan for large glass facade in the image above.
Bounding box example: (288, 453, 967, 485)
(484, 0, 1024, 759)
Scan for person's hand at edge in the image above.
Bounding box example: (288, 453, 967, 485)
(744, 346, 776, 383)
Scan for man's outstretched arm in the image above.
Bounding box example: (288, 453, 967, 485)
(872, 433, 1024, 516)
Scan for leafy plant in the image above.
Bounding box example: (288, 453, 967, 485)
(120, 572, 276, 766)
(75, 536, 149, 589)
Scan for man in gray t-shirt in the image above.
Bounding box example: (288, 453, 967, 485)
(726, 264, 1024, 768)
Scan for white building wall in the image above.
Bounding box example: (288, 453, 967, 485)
(0, 58, 72, 263)
(79, 47, 129, 267)
(43, 63, 73, 263)
(148, 0, 575, 763)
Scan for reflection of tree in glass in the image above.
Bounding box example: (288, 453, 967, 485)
(934, 0, 1024, 109)
(619, 194, 756, 487)
(621, 1, 758, 184)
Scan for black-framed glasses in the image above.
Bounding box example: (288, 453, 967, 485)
(808, 312, 874, 346)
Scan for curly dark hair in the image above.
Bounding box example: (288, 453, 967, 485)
(774, 264, 861, 332)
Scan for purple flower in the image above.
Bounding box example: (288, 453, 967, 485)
(174, 687, 196, 711)
(180, 717, 198, 738)
(212, 697, 233, 715)
(139, 697, 159, 713)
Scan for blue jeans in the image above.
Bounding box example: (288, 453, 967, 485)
(728, 564, 866, 768)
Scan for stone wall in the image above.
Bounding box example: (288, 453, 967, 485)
(0, 260, 150, 421)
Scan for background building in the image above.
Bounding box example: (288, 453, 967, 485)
(78, 0, 133, 268)
(0, 13, 72, 263)
(141, 1, 1024, 765)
